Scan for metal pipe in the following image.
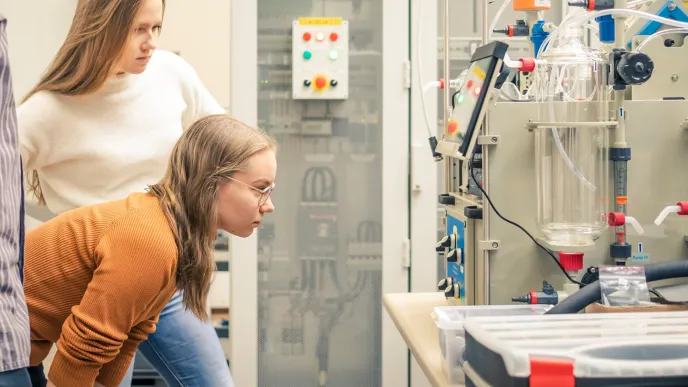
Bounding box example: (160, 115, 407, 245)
(613, 0, 627, 147)
(482, 0, 489, 44)
(443, 0, 452, 191)
(611, 0, 629, 264)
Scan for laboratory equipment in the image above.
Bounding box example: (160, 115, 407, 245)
(436, 40, 508, 180)
(292, 17, 349, 100)
(463, 311, 688, 386)
(532, 25, 611, 247)
(433, 0, 688, 312)
(654, 202, 688, 225)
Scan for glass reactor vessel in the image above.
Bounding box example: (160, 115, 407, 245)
(533, 26, 610, 247)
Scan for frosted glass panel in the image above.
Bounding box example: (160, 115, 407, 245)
(257, 0, 383, 385)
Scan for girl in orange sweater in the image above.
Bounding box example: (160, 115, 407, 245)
(23, 114, 276, 387)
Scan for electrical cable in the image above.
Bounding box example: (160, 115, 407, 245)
(649, 288, 662, 299)
(316, 219, 377, 387)
(547, 260, 688, 314)
(301, 167, 337, 203)
(468, 150, 583, 286)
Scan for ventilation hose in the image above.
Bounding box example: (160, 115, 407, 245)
(546, 260, 688, 314)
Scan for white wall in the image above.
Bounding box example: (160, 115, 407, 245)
(1, 1, 78, 101)
(1, 0, 231, 106)
(158, 0, 231, 108)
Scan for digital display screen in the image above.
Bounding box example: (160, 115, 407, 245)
(444, 57, 493, 148)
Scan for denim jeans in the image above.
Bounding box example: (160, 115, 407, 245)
(0, 368, 31, 387)
(119, 291, 233, 387)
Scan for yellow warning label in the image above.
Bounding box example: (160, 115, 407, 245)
(472, 65, 486, 81)
(298, 17, 343, 26)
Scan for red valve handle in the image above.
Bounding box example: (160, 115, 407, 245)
(608, 212, 625, 227)
(678, 202, 688, 215)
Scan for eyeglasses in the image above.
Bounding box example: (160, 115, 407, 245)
(226, 176, 275, 206)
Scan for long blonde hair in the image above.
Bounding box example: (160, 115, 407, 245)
(148, 114, 277, 319)
(24, 0, 166, 205)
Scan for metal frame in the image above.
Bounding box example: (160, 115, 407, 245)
(230, 0, 411, 385)
(381, 0, 412, 385)
(229, 1, 258, 386)
(409, 1, 439, 386)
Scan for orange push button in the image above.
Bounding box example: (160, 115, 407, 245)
(313, 75, 329, 91)
(447, 120, 459, 135)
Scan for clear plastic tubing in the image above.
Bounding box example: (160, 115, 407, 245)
(532, 8, 688, 190)
(489, 0, 512, 41)
(637, 28, 688, 52)
(538, 8, 688, 58)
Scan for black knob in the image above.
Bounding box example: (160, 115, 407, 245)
(436, 235, 451, 252)
(437, 278, 450, 291)
(304, 80, 311, 87)
(617, 52, 654, 85)
(330, 80, 338, 87)
(444, 283, 460, 299)
(444, 285, 455, 298)
(446, 249, 458, 263)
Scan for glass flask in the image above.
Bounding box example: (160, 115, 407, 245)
(533, 26, 610, 247)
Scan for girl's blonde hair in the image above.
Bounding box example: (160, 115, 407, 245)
(148, 114, 276, 319)
(24, 0, 166, 205)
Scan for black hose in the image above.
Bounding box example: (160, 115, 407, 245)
(547, 260, 688, 314)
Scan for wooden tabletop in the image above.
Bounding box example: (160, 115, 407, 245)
(383, 292, 461, 387)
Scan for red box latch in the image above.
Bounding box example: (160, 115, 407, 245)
(529, 357, 574, 387)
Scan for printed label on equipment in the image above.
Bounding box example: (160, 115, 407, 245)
(298, 17, 342, 25)
(472, 66, 486, 81)
(631, 253, 649, 262)
(535, 0, 551, 6)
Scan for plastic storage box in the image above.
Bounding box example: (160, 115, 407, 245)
(461, 311, 688, 387)
(432, 305, 551, 384)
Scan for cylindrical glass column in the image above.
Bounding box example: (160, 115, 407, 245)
(534, 27, 610, 247)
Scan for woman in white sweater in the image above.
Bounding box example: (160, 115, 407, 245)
(18, 0, 233, 386)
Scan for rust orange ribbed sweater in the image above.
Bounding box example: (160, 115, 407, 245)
(24, 192, 179, 387)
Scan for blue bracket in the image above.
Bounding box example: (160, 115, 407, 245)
(597, 15, 615, 44)
(629, 1, 688, 48)
(531, 20, 550, 57)
(446, 214, 465, 299)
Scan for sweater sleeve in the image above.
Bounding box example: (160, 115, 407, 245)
(48, 210, 178, 387)
(17, 92, 57, 172)
(95, 315, 159, 386)
(174, 55, 225, 130)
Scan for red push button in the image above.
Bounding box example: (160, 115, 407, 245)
(303, 32, 312, 41)
(467, 80, 473, 88)
(447, 120, 459, 135)
(313, 75, 329, 91)
(330, 32, 339, 41)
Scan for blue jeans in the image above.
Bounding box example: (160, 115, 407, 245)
(119, 291, 233, 387)
(0, 368, 31, 387)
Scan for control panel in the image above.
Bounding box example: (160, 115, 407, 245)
(292, 17, 349, 100)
